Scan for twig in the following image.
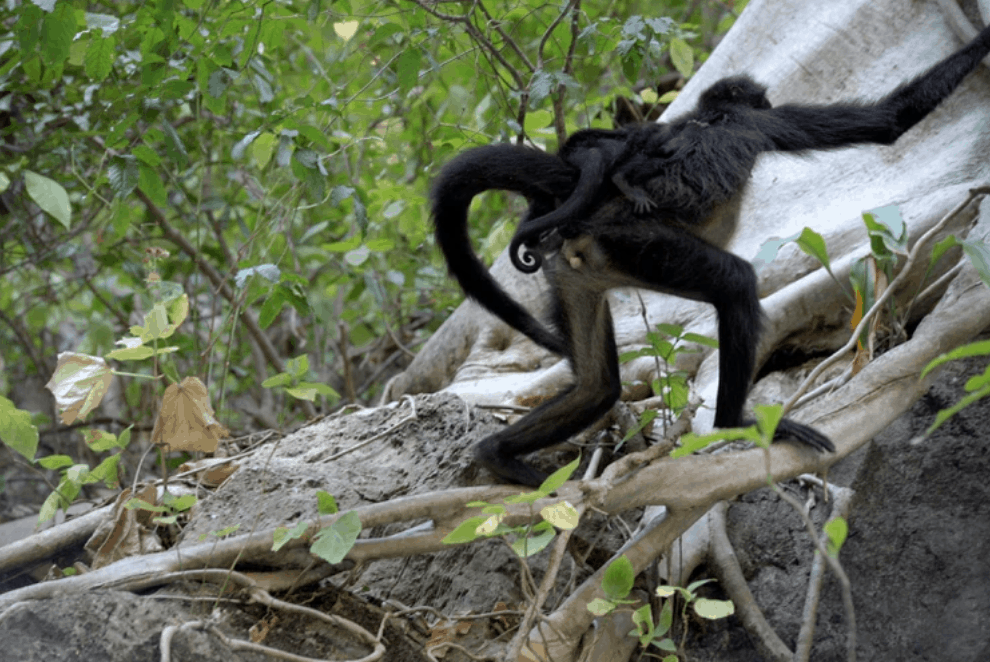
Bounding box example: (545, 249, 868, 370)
(150, 569, 386, 662)
(775, 487, 857, 662)
(508, 501, 585, 661)
(325, 395, 417, 461)
(795, 484, 855, 662)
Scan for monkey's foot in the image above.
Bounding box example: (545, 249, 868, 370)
(773, 418, 835, 453)
(475, 445, 548, 488)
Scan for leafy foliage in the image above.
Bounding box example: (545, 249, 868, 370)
(442, 456, 581, 557)
(588, 555, 733, 659)
(0, 1, 746, 520)
(1, 0, 743, 438)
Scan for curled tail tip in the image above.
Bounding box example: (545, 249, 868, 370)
(510, 243, 544, 274)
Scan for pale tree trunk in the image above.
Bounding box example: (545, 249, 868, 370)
(388, 0, 990, 442)
(384, 2, 990, 658)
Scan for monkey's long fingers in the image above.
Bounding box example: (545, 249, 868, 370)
(633, 198, 658, 214)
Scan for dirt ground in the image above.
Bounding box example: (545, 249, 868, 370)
(1, 357, 988, 661)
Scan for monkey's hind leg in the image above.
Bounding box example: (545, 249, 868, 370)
(474, 259, 622, 486)
(600, 225, 835, 453)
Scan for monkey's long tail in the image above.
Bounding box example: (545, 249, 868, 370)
(431, 144, 575, 356)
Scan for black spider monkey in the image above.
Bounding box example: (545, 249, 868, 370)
(510, 81, 775, 274)
(432, 23, 990, 486)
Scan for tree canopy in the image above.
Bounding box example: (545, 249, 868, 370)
(1, 0, 741, 433)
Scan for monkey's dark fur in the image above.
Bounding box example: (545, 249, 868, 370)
(432, 24, 990, 486)
(508, 123, 668, 272)
(509, 81, 774, 273)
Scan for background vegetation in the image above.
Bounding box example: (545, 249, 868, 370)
(0, 0, 744, 504)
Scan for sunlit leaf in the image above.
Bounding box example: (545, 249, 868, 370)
(24, 170, 71, 228)
(0, 396, 39, 461)
(311, 511, 361, 564)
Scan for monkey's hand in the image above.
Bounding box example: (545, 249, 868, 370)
(628, 191, 658, 215)
(612, 173, 657, 215)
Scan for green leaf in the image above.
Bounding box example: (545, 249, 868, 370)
(622, 409, 657, 443)
(511, 521, 556, 557)
(84, 429, 118, 452)
(926, 374, 990, 435)
(24, 170, 72, 228)
(252, 132, 276, 169)
(753, 403, 783, 446)
(960, 239, 990, 289)
(41, 1, 77, 67)
(16, 4, 44, 53)
(38, 491, 62, 523)
(657, 595, 674, 634)
(668, 37, 694, 78)
(161, 121, 189, 168)
(929, 235, 959, 268)
(126, 498, 167, 513)
(862, 205, 907, 260)
(258, 290, 286, 329)
(209, 525, 241, 538)
(85, 34, 115, 81)
(752, 230, 801, 272)
(442, 515, 493, 544)
(262, 373, 292, 388)
(138, 163, 167, 207)
(586, 597, 616, 616)
(273, 521, 309, 551)
(163, 493, 197, 512)
(631, 604, 655, 644)
(920, 339, 990, 379)
(795, 227, 831, 271)
(601, 555, 634, 601)
(394, 48, 421, 93)
(523, 109, 553, 135)
(539, 455, 580, 493)
(694, 597, 735, 619)
(673, 425, 760, 457)
(161, 79, 194, 100)
(37, 454, 74, 470)
(316, 490, 339, 515)
(661, 375, 688, 413)
(0, 396, 39, 461)
(540, 500, 580, 530)
(132, 145, 161, 167)
(686, 578, 715, 593)
(681, 332, 719, 348)
(824, 516, 848, 557)
(310, 511, 361, 564)
(87, 454, 121, 488)
(285, 386, 319, 401)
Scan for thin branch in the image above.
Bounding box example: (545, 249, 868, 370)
(134, 187, 316, 418)
(775, 486, 857, 662)
(795, 483, 855, 662)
